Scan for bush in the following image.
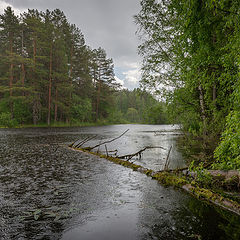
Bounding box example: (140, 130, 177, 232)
(0, 112, 18, 128)
(107, 110, 127, 124)
(70, 95, 92, 123)
(213, 111, 240, 170)
(126, 108, 139, 123)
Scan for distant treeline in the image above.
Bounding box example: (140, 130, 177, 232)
(113, 89, 167, 124)
(0, 7, 166, 127)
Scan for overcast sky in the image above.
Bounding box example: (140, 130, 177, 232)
(0, 0, 142, 89)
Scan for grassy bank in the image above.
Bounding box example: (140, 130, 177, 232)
(1, 121, 164, 129)
(20, 122, 106, 128)
(2, 120, 119, 129)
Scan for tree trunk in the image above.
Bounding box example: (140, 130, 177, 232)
(47, 43, 53, 125)
(9, 34, 13, 97)
(69, 44, 73, 91)
(32, 36, 39, 125)
(21, 29, 25, 96)
(33, 37, 36, 65)
(21, 63, 25, 96)
(66, 44, 73, 124)
(96, 79, 101, 120)
(9, 34, 14, 117)
(54, 88, 58, 122)
(198, 84, 207, 137)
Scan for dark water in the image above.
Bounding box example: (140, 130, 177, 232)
(0, 124, 239, 240)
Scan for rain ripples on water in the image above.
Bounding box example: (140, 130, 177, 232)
(0, 125, 239, 239)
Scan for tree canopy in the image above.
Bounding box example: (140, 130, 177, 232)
(135, 0, 240, 169)
(0, 7, 120, 125)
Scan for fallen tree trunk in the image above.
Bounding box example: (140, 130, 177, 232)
(117, 146, 166, 161)
(69, 147, 240, 216)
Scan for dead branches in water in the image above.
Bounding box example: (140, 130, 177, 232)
(83, 129, 129, 151)
(164, 146, 172, 170)
(69, 135, 97, 148)
(69, 129, 171, 170)
(118, 146, 166, 161)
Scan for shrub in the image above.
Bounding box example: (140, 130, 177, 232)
(213, 111, 240, 170)
(0, 112, 18, 128)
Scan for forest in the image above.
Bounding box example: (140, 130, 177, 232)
(1, 0, 239, 171)
(135, 0, 240, 170)
(0, 7, 166, 127)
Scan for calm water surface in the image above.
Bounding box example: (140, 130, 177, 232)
(0, 124, 239, 240)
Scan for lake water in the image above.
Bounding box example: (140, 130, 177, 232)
(0, 124, 239, 239)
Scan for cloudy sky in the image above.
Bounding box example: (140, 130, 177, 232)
(0, 0, 142, 89)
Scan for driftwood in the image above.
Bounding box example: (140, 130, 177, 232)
(104, 149, 118, 154)
(70, 129, 168, 166)
(164, 146, 172, 170)
(83, 129, 129, 151)
(105, 145, 108, 157)
(69, 139, 80, 148)
(69, 135, 97, 148)
(75, 135, 98, 148)
(118, 146, 166, 161)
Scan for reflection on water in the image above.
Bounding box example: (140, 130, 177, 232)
(0, 125, 239, 240)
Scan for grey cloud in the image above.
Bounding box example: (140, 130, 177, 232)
(2, 0, 141, 88)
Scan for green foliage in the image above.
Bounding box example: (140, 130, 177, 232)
(146, 104, 166, 124)
(126, 108, 139, 123)
(107, 110, 127, 124)
(135, 0, 240, 167)
(0, 7, 120, 126)
(114, 88, 168, 124)
(13, 99, 32, 124)
(213, 111, 240, 170)
(70, 95, 92, 123)
(0, 112, 18, 127)
(91, 47, 119, 121)
(189, 161, 212, 186)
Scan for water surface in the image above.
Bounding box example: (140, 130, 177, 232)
(0, 124, 239, 240)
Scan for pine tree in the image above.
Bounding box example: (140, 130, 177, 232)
(0, 6, 121, 126)
(91, 48, 119, 120)
(22, 9, 47, 125)
(0, 7, 20, 117)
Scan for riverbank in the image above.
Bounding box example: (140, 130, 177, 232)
(20, 122, 107, 128)
(70, 146, 240, 216)
(0, 121, 115, 129)
(1, 121, 151, 128)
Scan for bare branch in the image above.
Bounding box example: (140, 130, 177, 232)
(118, 146, 166, 161)
(74, 135, 98, 148)
(83, 129, 129, 151)
(105, 145, 108, 157)
(164, 146, 172, 170)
